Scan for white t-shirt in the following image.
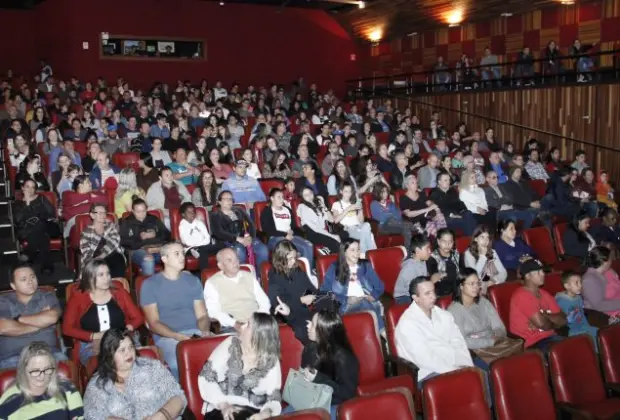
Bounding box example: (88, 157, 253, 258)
(347, 265, 365, 297)
(331, 200, 359, 227)
(272, 207, 293, 233)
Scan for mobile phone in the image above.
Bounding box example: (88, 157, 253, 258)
(191, 334, 201, 339)
(7, 138, 14, 148)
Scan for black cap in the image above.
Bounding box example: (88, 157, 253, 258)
(519, 258, 544, 276)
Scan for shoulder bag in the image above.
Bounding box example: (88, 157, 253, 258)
(282, 368, 333, 412)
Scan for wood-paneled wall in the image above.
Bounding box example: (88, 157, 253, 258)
(389, 83, 620, 180)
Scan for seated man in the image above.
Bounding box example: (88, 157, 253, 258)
(221, 160, 267, 210)
(146, 166, 191, 228)
(524, 149, 550, 182)
(204, 248, 271, 333)
(483, 170, 541, 230)
(89, 151, 120, 190)
(393, 234, 439, 304)
(417, 153, 441, 190)
(509, 259, 566, 353)
(395, 276, 473, 388)
(0, 263, 66, 369)
(140, 242, 211, 379)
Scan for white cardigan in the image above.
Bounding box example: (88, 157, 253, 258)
(179, 219, 211, 251)
(459, 186, 488, 213)
(297, 203, 340, 242)
(463, 249, 508, 284)
(395, 302, 473, 381)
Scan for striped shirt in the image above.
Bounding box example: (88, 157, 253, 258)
(0, 381, 84, 420)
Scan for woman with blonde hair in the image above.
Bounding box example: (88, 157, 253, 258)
(114, 168, 146, 218)
(459, 169, 497, 229)
(0, 342, 84, 418)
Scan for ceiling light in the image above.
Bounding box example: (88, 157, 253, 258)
(500, 12, 513, 17)
(219, 1, 224, 5)
(560, 0, 575, 4)
(444, 8, 464, 26)
(358, 1, 365, 9)
(368, 28, 382, 42)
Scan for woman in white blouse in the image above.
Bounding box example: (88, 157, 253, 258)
(459, 169, 497, 229)
(178, 202, 223, 270)
(463, 225, 507, 294)
(331, 182, 377, 255)
(242, 148, 262, 179)
(150, 137, 172, 169)
(298, 186, 342, 254)
(198, 313, 282, 420)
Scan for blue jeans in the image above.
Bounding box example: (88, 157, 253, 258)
(498, 209, 538, 230)
(577, 57, 594, 74)
(532, 335, 565, 356)
(282, 404, 338, 420)
(345, 223, 377, 254)
(268, 236, 314, 268)
(154, 328, 201, 380)
(446, 212, 477, 236)
(345, 299, 385, 335)
(228, 239, 269, 271)
(0, 350, 67, 369)
(395, 296, 412, 305)
(131, 249, 161, 276)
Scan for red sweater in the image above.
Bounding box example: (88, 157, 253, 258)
(62, 191, 107, 221)
(62, 286, 144, 342)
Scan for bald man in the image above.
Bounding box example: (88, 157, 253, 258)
(203, 248, 271, 333)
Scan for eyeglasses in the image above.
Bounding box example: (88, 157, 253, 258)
(464, 282, 482, 288)
(28, 367, 56, 377)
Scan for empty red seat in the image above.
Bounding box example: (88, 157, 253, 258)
(529, 179, 546, 198)
(258, 178, 285, 197)
(487, 282, 521, 328)
(599, 324, 620, 392)
(490, 351, 556, 420)
(549, 334, 620, 419)
(423, 368, 492, 420)
(112, 152, 140, 170)
(542, 272, 564, 296)
(455, 236, 470, 254)
(338, 388, 415, 420)
(366, 246, 407, 296)
(522, 226, 579, 272)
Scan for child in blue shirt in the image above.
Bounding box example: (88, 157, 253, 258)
(555, 270, 599, 351)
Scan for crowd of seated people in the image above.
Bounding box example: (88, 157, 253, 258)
(2, 73, 620, 419)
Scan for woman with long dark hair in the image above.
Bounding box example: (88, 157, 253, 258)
(563, 211, 597, 262)
(427, 228, 462, 297)
(62, 260, 143, 364)
(297, 186, 343, 254)
(320, 239, 385, 334)
(192, 169, 219, 209)
(262, 149, 292, 179)
(84, 329, 186, 420)
(331, 182, 376, 254)
(464, 225, 507, 293)
(327, 158, 358, 196)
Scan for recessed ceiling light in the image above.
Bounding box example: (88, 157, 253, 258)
(501, 12, 513, 17)
(358, 1, 365, 9)
(407, 32, 418, 36)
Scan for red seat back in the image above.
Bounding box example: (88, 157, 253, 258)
(522, 227, 558, 265)
(112, 152, 140, 171)
(316, 254, 338, 286)
(528, 179, 546, 198)
(394, 189, 405, 208)
(542, 272, 563, 296)
(367, 247, 406, 296)
(169, 207, 208, 240)
(338, 388, 415, 420)
(553, 223, 569, 257)
(437, 295, 453, 309)
(549, 335, 607, 405)
(385, 304, 408, 356)
(260, 261, 272, 291)
(258, 178, 285, 197)
(275, 409, 330, 419)
(423, 368, 492, 420)
(455, 236, 470, 254)
(361, 193, 374, 220)
(253, 201, 270, 231)
(73, 141, 87, 157)
(0, 361, 79, 395)
(343, 312, 386, 386)
(491, 351, 556, 420)
(599, 323, 620, 384)
(279, 324, 304, 387)
(487, 282, 522, 328)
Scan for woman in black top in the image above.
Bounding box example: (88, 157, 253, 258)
(563, 211, 597, 262)
(268, 240, 317, 343)
(427, 228, 462, 297)
(15, 154, 50, 192)
(399, 174, 446, 237)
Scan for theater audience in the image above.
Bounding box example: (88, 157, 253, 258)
(596, 170, 617, 210)
(494, 219, 536, 272)
(206, 148, 232, 183)
(590, 208, 620, 247)
(84, 328, 186, 420)
(137, 154, 160, 192)
(89, 151, 120, 190)
(0, 342, 83, 418)
(140, 242, 211, 379)
(204, 247, 271, 332)
(459, 169, 497, 230)
(562, 211, 597, 262)
(79, 204, 126, 278)
(582, 246, 620, 321)
(321, 239, 385, 334)
(241, 148, 262, 179)
(192, 169, 219, 209)
(555, 271, 599, 345)
(178, 202, 223, 270)
(400, 174, 446, 237)
(327, 158, 358, 196)
(198, 313, 281, 419)
(0, 263, 66, 369)
(370, 183, 417, 253)
(546, 166, 583, 220)
(464, 225, 507, 291)
(62, 260, 143, 364)
(430, 172, 476, 235)
(395, 276, 473, 387)
(262, 149, 292, 179)
(330, 182, 376, 254)
(524, 149, 549, 182)
(15, 155, 49, 192)
(146, 166, 191, 227)
(296, 161, 329, 203)
(417, 154, 441, 190)
(509, 259, 566, 352)
(150, 137, 172, 169)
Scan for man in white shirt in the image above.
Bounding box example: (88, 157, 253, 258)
(204, 248, 271, 333)
(395, 276, 473, 387)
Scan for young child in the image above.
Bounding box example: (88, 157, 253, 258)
(57, 164, 82, 197)
(451, 149, 464, 169)
(555, 270, 599, 350)
(282, 178, 298, 207)
(393, 234, 443, 304)
(178, 202, 223, 270)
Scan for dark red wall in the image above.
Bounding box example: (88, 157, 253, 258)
(3, 0, 360, 92)
(0, 10, 37, 76)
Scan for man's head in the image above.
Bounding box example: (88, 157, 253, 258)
(96, 151, 110, 170)
(427, 154, 438, 169)
(328, 141, 339, 157)
(411, 234, 432, 261)
(160, 242, 185, 272)
(217, 247, 241, 277)
(10, 263, 38, 297)
(529, 149, 539, 162)
(520, 258, 545, 287)
(575, 150, 586, 163)
(234, 159, 248, 177)
(409, 276, 436, 312)
(140, 122, 150, 135)
(489, 152, 500, 165)
(486, 170, 498, 187)
(159, 167, 174, 187)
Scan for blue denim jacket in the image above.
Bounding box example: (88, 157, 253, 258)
(320, 261, 385, 312)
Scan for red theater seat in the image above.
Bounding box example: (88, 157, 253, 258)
(258, 178, 285, 197)
(274, 410, 330, 419)
(367, 246, 407, 296)
(0, 360, 80, 395)
(528, 179, 547, 199)
(542, 272, 563, 296)
(455, 236, 470, 254)
(487, 282, 521, 329)
(549, 334, 620, 419)
(169, 207, 215, 271)
(253, 201, 270, 232)
(338, 388, 415, 420)
(522, 227, 579, 272)
(553, 223, 569, 258)
(423, 368, 492, 420)
(112, 152, 140, 170)
(599, 324, 620, 391)
(343, 312, 415, 398)
(385, 303, 408, 356)
(490, 351, 556, 420)
(316, 254, 337, 286)
(437, 295, 453, 309)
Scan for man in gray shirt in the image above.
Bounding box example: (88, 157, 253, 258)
(394, 235, 442, 303)
(0, 263, 66, 368)
(417, 154, 441, 190)
(479, 47, 502, 86)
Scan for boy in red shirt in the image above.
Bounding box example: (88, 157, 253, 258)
(509, 259, 567, 353)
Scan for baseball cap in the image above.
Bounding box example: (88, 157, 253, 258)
(519, 258, 544, 276)
(108, 124, 118, 132)
(235, 159, 248, 167)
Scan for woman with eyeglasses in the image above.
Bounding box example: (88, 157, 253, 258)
(0, 342, 84, 419)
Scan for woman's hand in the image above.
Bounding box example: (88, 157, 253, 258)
(249, 410, 272, 420)
(303, 367, 318, 382)
(300, 294, 316, 306)
(125, 324, 134, 332)
(218, 403, 236, 420)
(274, 296, 291, 316)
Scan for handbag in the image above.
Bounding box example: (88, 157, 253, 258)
(472, 337, 524, 365)
(312, 291, 341, 312)
(282, 368, 333, 411)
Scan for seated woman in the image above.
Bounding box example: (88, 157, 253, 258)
(261, 188, 315, 267)
(545, 147, 563, 173)
(62, 260, 144, 365)
(209, 191, 268, 270)
(14, 179, 59, 274)
(114, 169, 146, 218)
(331, 182, 377, 255)
(57, 164, 81, 198)
(188, 136, 209, 166)
(150, 137, 172, 169)
(206, 147, 232, 185)
(298, 186, 343, 254)
(439, 154, 460, 186)
(582, 246, 620, 321)
(168, 147, 200, 186)
(447, 268, 508, 371)
(15, 155, 49, 192)
(268, 240, 318, 343)
(241, 147, 262, 179)
(464, 225, 508, 293)
(79, 204, 127, 278)
(295, 161, 329, 204)
(327, 158, 358, 196)
(370, 183, 418, 254)
(596, 170, 618, 210)
(427, 228, 462, 297)
(459, 169, 497, 230)
(281, 310, 359, 420)
(137, 153, 160, 192)
(573, 168, 599, 218)
(192, 169, 220, 210)
(179, 202, 224, 270)
(84, 329, 186, 420)
(493, 219, 536, 272)
(198, 313, 282, 420)
(262, 149, 292, 179)
(51, 153, 73, 194)
(590, 208, 620, 248)
(321, 239, 385, 335)
(400, 174, 447, 238)
(563, 211, 597, 262)
(62, 174, 108, 238)
(355, 156, 390, 195)
(0, 342, 84, 419)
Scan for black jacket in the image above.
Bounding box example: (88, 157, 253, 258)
(209, 207, 256, 243)
(15, 172, 50, 192)
(429, 187, 466, 216)
(295, 177, 328, 204)
(483, 185, 512, 210)
(502, 179, 538, 209)
(119, 214, 170, 250)
(260, 205, 304, 238)
(389, 167, 412, 191)
(14, 194, 55, 239)
(562, 226, 593, 261)
(590, 224, 620, 247)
